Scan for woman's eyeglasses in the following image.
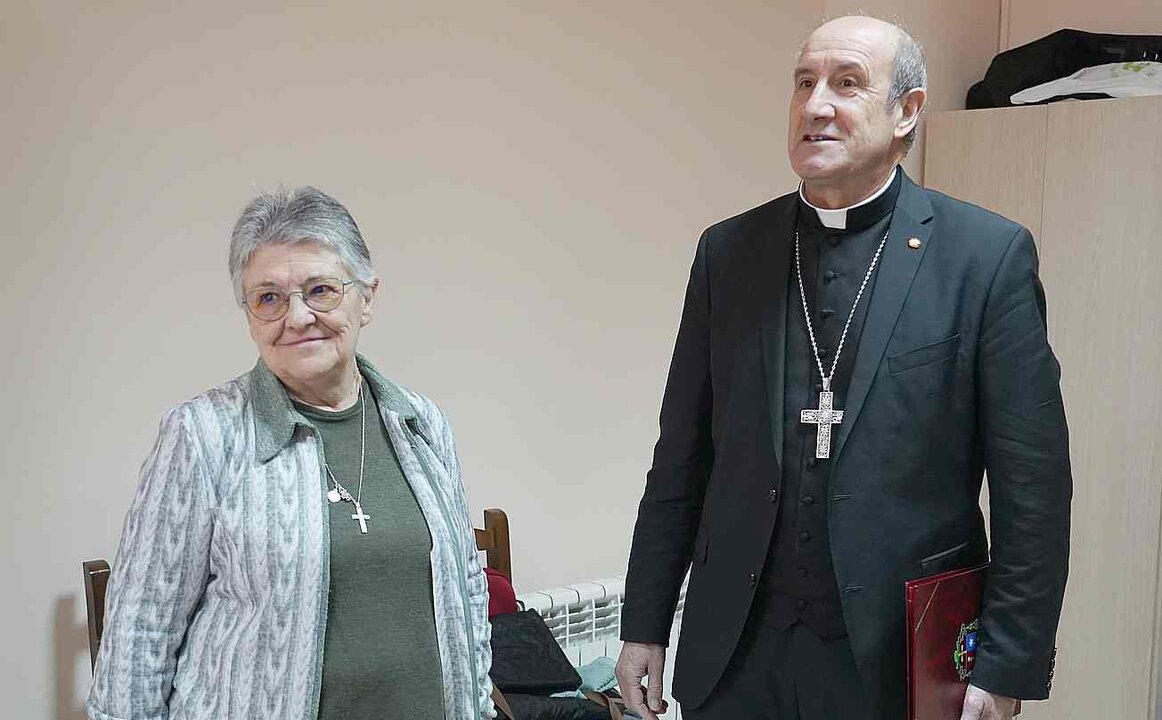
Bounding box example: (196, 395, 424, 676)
(243, 278, 355, 321)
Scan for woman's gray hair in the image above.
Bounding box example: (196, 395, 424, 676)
(887, 24, 927, 153)
(228, 186, 376, 304)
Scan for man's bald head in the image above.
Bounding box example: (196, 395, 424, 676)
(807, 15, 902, 49)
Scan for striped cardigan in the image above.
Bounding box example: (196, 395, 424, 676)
(87, 356, 495, 720)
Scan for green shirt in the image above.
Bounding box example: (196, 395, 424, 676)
(295, 377, 445, 720)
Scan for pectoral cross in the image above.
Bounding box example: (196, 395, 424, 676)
(801, 390, 844, 460)
(351, 502, 370, 534)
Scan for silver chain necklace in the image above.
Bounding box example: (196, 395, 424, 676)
(324, 376, 371, 533)
(795, 223, 890, 460)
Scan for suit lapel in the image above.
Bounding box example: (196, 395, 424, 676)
(830, 175, 934, 463)
(759, 197, 797, 471)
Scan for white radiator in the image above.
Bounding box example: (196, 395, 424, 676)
(517, 576, 687, 719)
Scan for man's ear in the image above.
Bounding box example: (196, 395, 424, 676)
(896, 86, 927, 140)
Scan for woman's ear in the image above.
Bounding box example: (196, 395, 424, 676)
(360, 278, 380, 326)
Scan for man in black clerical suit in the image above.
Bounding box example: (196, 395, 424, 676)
(615, 16, 1071, 720)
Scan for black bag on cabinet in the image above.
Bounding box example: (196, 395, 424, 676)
(967, 28, 1162, 109)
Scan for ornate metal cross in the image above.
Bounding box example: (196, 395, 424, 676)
(801, 390, 844, 459)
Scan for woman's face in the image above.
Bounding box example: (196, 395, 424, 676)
(241, 242, 376, 390)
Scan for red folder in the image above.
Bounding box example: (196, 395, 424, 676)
(905, 564, 1020, 719)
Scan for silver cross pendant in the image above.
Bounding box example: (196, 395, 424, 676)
(351, 501, 370, 534)
(800, 390, 844, 459)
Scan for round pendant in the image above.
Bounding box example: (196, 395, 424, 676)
(327, 488, 342, 503)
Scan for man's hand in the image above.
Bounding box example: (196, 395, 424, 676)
(959, 684, 1018, 720)
(615, 642, 670, 720)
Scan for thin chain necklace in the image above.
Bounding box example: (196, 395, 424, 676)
(795, 222, 890, 460)
(324, 375, 371, 533)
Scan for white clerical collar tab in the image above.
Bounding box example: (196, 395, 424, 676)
(815, 207, 848, 230)
(799, 167, 899, 231)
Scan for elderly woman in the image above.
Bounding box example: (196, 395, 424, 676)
(87, 187, 494, 720)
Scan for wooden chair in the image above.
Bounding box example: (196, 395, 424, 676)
(83, 507, 514, 670)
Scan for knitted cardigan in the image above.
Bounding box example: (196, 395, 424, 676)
(86, 356, 494, 720)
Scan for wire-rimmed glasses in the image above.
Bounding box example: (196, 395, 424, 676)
(243, 278, 355, 321)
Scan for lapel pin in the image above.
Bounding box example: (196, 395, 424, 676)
(907, 237, 922, 250)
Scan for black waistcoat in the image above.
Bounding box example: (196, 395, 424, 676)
(754, 171, 902, 639)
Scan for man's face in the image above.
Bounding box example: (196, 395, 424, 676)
(787, 18, 903, 192)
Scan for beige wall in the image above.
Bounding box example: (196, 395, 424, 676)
(1005, 0, 1162, 48)
(0, 1, 999, 717)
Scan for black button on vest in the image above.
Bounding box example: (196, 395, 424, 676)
(754, 170, 902, 640)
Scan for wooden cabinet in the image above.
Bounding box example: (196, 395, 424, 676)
(925, 96, 1162, 720)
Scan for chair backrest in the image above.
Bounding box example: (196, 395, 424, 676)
(82, 559, 111, 670)
(473, 507, 512, 583)
(82, 507, 513, 671)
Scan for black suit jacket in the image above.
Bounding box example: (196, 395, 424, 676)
(621, 174, 1072, 715)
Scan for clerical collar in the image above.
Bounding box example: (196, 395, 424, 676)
(798, 167, 901, 231)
